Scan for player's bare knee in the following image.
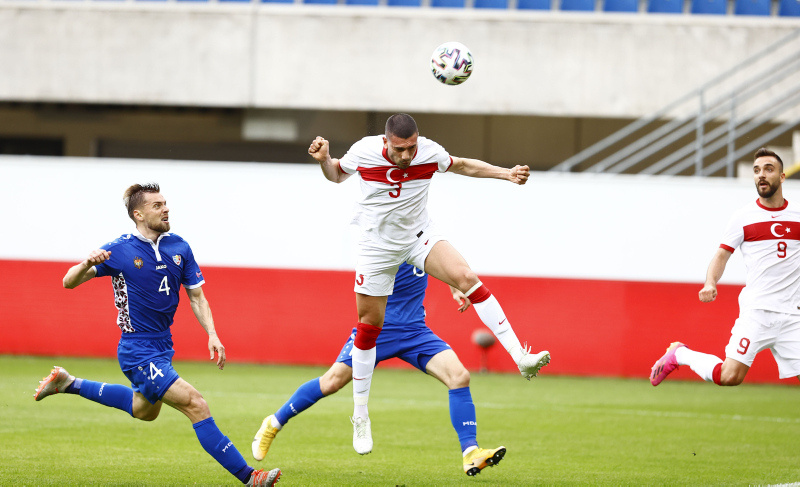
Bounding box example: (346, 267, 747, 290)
(132, 405, 160, 421)
(458, 270, 479, 290)
(320, 374, 346, 395)
(452, 367, 470, 389)
(719, 370, 745, 386)
(136, 409, 160, 421)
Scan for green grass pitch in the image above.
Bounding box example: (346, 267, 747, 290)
(2, 355, 799, 486)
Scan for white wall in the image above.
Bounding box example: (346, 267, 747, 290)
(2, 154, 784, 285)
(1, 3, 798, 118)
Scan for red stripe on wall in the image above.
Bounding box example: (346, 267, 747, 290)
(0, 259, 793, 385)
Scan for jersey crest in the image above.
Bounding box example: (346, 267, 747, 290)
(172, 255, 181, 266)
(133, 257, 143, 269)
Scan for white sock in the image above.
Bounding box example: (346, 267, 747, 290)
(462, 445, 478, 457)
(472, 295, 524, 363)
(352, 345, 376, 418)
(675, 347, 722, 382)
(269, 415, 283, 430)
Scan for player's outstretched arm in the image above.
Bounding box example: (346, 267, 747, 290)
(449, 157, 529, 185)
(308, 136, 351, 184)
(62, 249, 108, 289)
(699, 247, 732, 303)
(186, 286, 226, 370)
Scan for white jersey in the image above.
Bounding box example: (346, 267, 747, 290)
(339, 135, 452, 249)
(720, 199, 800, 314)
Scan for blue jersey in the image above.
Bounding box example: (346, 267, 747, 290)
(93, 232, 204, 334)
(384, 263, 428, 328)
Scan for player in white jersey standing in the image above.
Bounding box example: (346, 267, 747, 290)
(651, 148, 800, 387)
(308, 113, 550, 455)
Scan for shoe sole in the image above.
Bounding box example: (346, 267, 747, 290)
(649, 342, 683, 386)
(269, 470, 281, 486)
(34, 366, 67, 401)
(465, 447, 506, 476)
(522, 353, 551, 380)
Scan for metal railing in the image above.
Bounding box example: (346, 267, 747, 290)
(552, 28, 800, 177)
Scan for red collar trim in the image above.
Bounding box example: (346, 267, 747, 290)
(756, 198, 788, 211)
(382, 146, 419, 166)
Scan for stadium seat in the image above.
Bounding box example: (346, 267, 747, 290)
(388, 0, 422, 5)
(431, 0, 466, 6)
(560, 0, 595, 10)
(734, 0, 770, 14)
(475, 0, 509, 7)
(647, 0, 682, 11)
(779, 0, 800, 15)
(517, 0, 552, 8)
(691, 0, 726, 14)
(604, 0, 638, 11)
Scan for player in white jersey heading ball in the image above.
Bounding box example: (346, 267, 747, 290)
(651, 148, 800, 387)
(308, 113, 550, 455)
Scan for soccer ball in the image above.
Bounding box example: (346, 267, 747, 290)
(430, 41, 474, 86)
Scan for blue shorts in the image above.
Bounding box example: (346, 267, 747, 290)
(335, 324, 451, 373)
(117, 332, 181, 405)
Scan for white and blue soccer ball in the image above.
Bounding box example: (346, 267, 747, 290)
(430, 41, 474, 86)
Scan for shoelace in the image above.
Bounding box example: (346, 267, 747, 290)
(259, 425, 276, 449)
(351, 417, 369, 439)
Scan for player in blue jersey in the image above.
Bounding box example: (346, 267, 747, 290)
(251, 263, 506, 477)
(33, 183, 281, 487)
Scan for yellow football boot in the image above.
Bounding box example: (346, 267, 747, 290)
(252, 415, 280, 461)
(463, 446, 506, 476)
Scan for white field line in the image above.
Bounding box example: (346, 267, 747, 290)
(203, 391, 800, 425)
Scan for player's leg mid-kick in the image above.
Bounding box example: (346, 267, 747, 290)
(423, 240, 550, 380)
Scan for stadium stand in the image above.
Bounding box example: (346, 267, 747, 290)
(517, 0, 552, 8)
(475, 0, 509, 8)
(647, 0, 683, 12)
(560, 0, 595, 10)
(691, 0, 728, 13)
(431, 0, 466, 7)
(780, 0, 800, 15)
(604, 0, 638, 12)
(34, 0, 800, 16)
(735, 0, 771, 14)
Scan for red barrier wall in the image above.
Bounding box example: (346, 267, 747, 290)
(1, 259, 794, 385)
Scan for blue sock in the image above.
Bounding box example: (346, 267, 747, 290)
(193, 417, 253, 484)
(70, 379, 133, 417)
(274, 378, 324, 426)
(449, 387, 478, 452)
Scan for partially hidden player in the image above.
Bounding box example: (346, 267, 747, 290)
(34, 183, 281, 486)
(252, 263, 506, 476)
(651, 149, 800, 387)
(308, 113, 550, 454)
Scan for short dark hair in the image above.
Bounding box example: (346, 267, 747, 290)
(123, 183, 160, 222)
(754, 147, 783, 171)
(385, 113, 418, 139)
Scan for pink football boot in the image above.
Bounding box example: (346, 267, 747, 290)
(650, 342, 686, 386)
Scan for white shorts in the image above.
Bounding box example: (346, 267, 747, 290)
(725, 309, 800, 379)
(354, 224, 446, 296)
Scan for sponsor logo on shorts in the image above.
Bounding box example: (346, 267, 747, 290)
(356, 274, 365, 286)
